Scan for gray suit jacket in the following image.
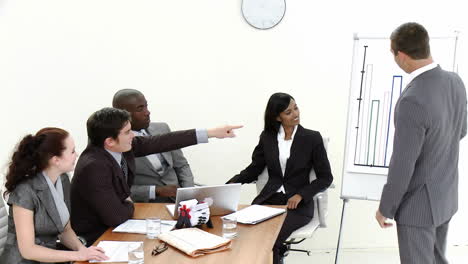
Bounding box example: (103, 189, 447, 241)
(380, 66, 467, 227)
(0, 173, 71, 264)
(131, 122, 194, 202)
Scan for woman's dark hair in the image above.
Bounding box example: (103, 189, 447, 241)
(390, 22, 430, 60)
(87, 107, 131, 147)
(264, 92, 295, 133)
(4, 127, 69, 196)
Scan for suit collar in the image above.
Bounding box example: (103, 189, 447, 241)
(105, 148, 122, 166)
(404, 65, 441, 95)
(264, 125, 306, 178)
(32, 173, 65, 232)
(147, 123, 162, 136)
(265, 124, 305, 138)
(31, 172, 48, 191)
(278, 125, 298, 141)
(284, 126, 306, 176)
(407, 62, 438, 84)
(294, 125, 306, 136)
(139, 154, 162, 175)
(132, 126, 168, 174)
(88, 144, 130, 188)
(90, 145, 123, 169)
(142, 123, 173, 166)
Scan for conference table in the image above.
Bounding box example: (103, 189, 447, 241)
(75, 203, 286, 264)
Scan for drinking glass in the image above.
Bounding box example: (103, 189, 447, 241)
(146, 217, 161, 239)
(222, 216, 238, 239)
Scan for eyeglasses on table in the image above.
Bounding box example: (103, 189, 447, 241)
(152, 242, 168, 256)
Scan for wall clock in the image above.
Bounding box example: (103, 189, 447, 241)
(241, 0, 286, 30)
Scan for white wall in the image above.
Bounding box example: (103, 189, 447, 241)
(1, 0, 467, 250)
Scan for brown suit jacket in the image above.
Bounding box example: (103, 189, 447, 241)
(71, 129, 197, 245)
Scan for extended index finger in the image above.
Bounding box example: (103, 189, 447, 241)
(228, 125, 243, 130)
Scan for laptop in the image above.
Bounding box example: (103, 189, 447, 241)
(165, 184, 241, 218)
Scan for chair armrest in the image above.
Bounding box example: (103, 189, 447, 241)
(77, 236, 87, 246)
(313, 191, 328, 228)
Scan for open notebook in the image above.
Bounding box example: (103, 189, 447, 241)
(158, 228, 232, 257)
(222, 205, 286, 224)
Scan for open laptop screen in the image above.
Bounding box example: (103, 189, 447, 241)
(166, 184, 241, 218)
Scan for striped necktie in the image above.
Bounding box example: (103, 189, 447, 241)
(120, 157, 128, 182)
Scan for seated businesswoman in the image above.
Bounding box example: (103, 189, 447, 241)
(227, 93, 333, 264)
(0, 128, 108, 263)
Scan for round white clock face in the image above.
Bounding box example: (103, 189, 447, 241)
(242, 0, 286, 30)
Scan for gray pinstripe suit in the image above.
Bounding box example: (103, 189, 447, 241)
(379, 65, 467, 263)
(130, 122, 194, 202)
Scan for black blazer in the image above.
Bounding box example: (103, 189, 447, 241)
(228, 125, 333, 217)
(71, 129, 197, 245)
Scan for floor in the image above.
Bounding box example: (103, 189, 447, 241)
(284, 245, 468, 264)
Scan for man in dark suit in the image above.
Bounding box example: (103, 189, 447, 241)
(112, 89, 194, 203)
(376, 23, 467, 264)
(71, 107, 241, 245)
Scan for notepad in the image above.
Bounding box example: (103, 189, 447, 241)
(112, 219, 176, 234)
(222, 205, 286, 224)
(89, 241, 142, 263)
(158, 228, 232, 257)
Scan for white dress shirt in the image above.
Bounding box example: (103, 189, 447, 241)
(133, 129, 168, 200)
(133, 129, 165, 172)
(406, 62, 437, 86)
(276, 125, 298, 193)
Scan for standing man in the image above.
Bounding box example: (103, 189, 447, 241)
(112, 89, 194, 203)
(71, 107, 241, 245)
(376, 22, 467, 264)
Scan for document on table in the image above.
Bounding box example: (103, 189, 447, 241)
(158, 228, 232, 257)
(222, 205, 286, 224)
(89, 241, 142, 263)
(112, 219, 177, 234)
(166, 204, 176, 217)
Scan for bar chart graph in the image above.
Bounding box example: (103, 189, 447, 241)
(353, 61, 402, 168)
(345, 35, 458, 175)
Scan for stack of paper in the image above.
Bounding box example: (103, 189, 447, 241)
(112, 219, 176, 234)
(222, 205, 286, 224)
(90, 241, 142, 263)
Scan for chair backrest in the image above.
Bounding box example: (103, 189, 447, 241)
(256, 137, 330, 227)
(0, 191, 8, 254)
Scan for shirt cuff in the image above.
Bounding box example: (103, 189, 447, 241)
(150, 186, 156, 200)
(196, 128, 209, 143)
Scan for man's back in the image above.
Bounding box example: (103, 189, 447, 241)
(71, 129, 199, 245)
(71, 145, 134, 245)
(392, 66, 467, 226)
